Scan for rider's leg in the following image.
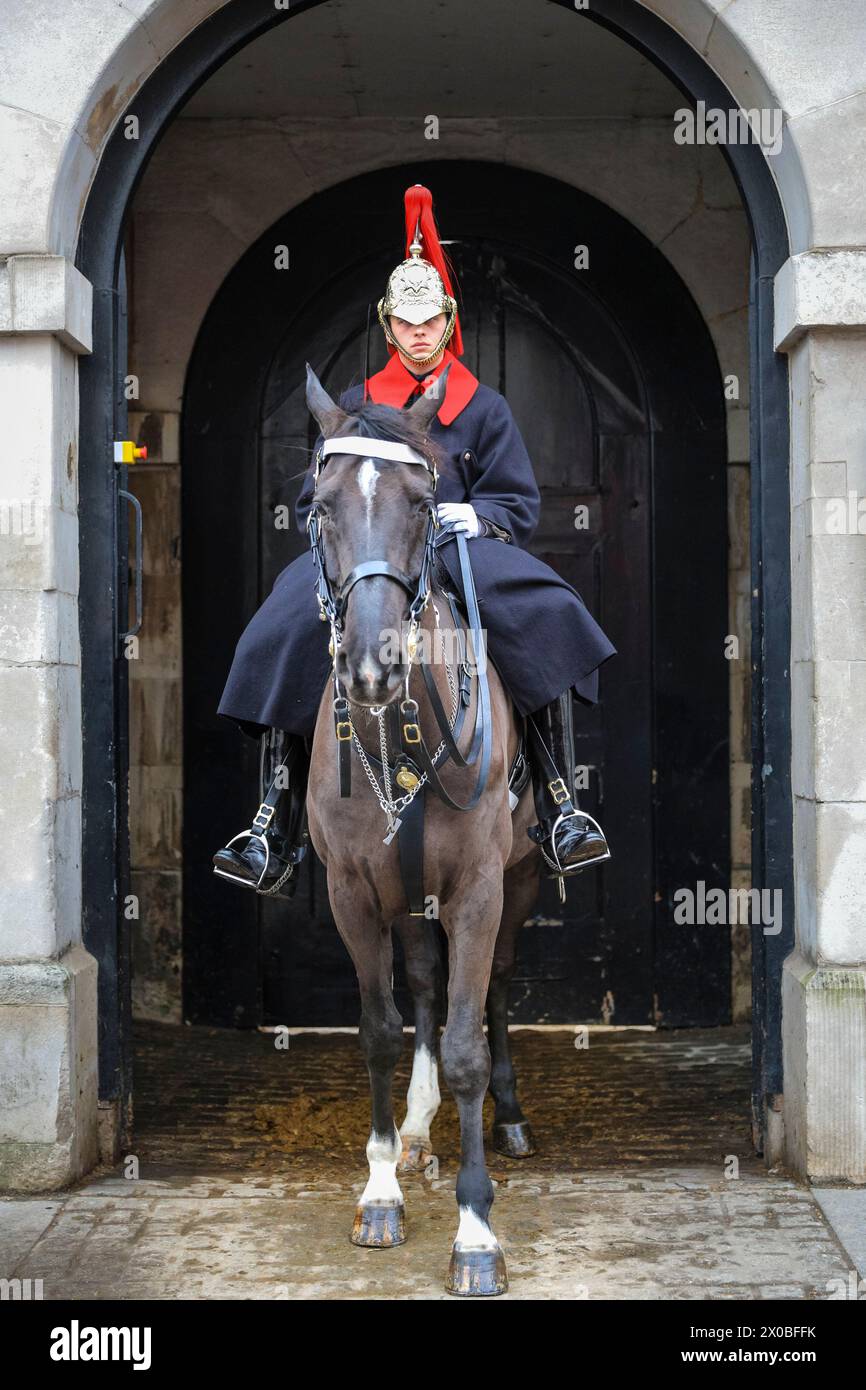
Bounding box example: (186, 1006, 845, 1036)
(525, 690, 611, 878)
(213, 727, 311, 899)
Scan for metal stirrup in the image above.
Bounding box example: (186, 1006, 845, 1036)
(213, 743, 300, 892)
(537, 809, 611, 875)
(213, 827, 273, 892)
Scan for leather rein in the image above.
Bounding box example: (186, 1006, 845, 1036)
(305, 433, 493, 817)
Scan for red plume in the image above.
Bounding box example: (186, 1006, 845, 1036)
(399, 184, 464, 358)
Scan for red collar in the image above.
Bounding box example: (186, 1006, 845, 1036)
(365, 348, 479, 425)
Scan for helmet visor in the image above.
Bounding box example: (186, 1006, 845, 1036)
(387, 301, 444, 326)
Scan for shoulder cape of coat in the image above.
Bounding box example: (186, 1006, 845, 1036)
(363, 347, 479, 425)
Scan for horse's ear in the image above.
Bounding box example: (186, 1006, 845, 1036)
(404, 361, 452, 430)
(305, 362, 351, 437)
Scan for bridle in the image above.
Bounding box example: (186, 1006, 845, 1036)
(304, 432, 493, 832)
(306, 434, 440, 659)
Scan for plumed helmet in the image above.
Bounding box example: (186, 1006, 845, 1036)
(377, 185, 464, 366)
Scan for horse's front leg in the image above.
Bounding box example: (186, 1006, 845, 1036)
(440, 874, 508, 1297)
(328, 874, 406, 1248)
(394, 916, 444, 1173)
(487, 855, 540, 1158)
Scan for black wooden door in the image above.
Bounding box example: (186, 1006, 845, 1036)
(183, 162, 729, 1030)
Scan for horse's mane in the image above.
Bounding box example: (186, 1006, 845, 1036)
(342, 402, 454, 483)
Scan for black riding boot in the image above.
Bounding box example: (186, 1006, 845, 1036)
(526, 691, 611, 885)
(212, 729, 310, 900)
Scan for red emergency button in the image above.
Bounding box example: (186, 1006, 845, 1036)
(114, 441, 148, 464)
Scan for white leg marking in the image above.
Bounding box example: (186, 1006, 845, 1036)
(399, 1043, 441, 1143)
(359, 1125, 404, 1206)
(454, 1206, 500, 1251)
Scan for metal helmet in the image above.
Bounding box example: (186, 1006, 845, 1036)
(377, 185, 463, 367)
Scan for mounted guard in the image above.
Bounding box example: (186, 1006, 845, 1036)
(214, 183, 617, 901)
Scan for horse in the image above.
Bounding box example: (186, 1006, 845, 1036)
(303, 363, 542, 1297)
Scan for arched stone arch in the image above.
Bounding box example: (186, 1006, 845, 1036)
(73, 0, 795, 1173)
(3, 0, 822, 260)
(3, 0, 866, 1191)
(5, 0, 845, 261)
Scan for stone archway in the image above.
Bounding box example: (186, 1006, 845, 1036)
(12, 0, 866, 1191)
(73, 0, 792, 1174)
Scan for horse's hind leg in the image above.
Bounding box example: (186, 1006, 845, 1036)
(440, 877, 508, 1297)
(487, 856, 540, 1158)
(330, 882, 407, 1248)
(394, 916, 444, 1173)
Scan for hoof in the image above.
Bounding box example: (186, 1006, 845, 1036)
(350, 1200, 406, 1248)
(445, 1246, 509, 1297)
(398, 1135, 433, 1173)
(491, 1120, 537, 1158)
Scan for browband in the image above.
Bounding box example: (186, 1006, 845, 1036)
(321, 436, 429, 467)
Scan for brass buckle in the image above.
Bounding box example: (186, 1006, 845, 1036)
(335, 720, 353, 741)
(548, 777, 569, 806)
(252, 802, 275, 831)
(400, 697, 421, 744)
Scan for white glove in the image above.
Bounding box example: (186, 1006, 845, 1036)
(437, 502, 481, 537)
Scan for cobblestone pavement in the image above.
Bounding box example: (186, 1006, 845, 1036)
(1, 1023, 860, 1300)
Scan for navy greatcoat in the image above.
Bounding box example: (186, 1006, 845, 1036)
(217, 359, 617, 738)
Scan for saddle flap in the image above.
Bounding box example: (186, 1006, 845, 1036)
(506, 729, 530, 809)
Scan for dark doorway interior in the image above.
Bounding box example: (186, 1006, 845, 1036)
(181, 161, 728, 1029)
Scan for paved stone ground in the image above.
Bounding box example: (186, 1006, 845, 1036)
(1, 1022, 861, 1300)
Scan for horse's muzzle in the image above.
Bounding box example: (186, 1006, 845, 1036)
(336, 648, 408, 707)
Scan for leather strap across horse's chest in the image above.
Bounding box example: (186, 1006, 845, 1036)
(343, 532, 494, 914)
